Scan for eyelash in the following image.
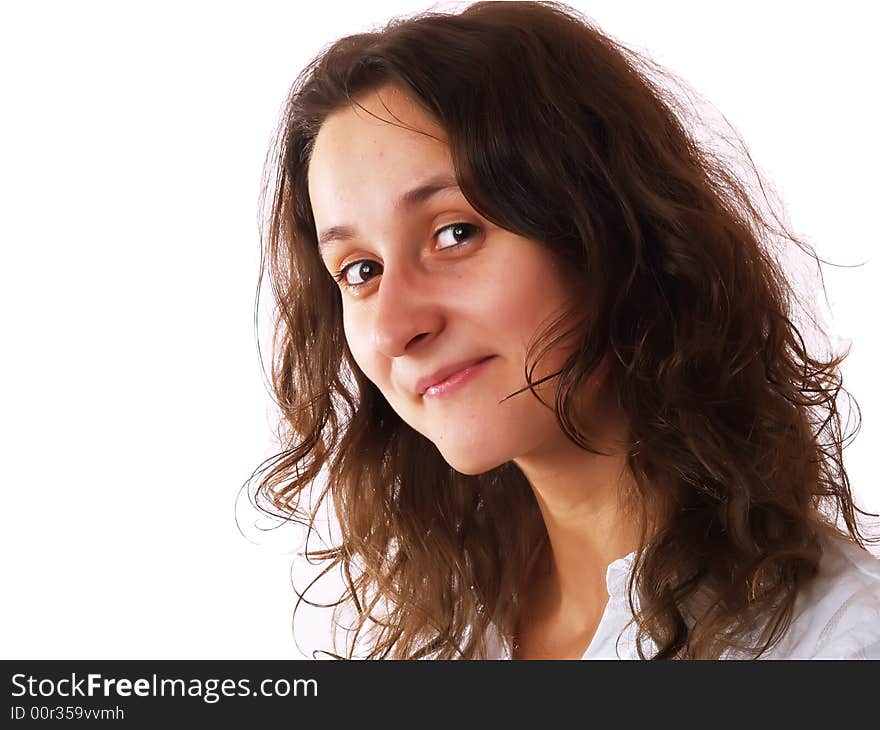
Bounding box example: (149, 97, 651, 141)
(332, 222, 482, 291)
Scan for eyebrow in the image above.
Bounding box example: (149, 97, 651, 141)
(316, 172, 461, 252)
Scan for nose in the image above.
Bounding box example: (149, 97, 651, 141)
(371, 260, 444, 358)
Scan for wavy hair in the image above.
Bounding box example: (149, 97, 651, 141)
(247, 0, 878, 659)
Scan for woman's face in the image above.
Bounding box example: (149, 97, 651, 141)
(307, 84, 604, 475)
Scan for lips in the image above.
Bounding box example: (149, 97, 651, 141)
(415, 356, 495, 396)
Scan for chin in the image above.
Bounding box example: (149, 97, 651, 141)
(440, 449, 507, 477)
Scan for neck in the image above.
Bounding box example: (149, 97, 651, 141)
(512, 369, 645, 631)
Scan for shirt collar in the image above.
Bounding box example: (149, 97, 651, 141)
(605, 550, 637, 604)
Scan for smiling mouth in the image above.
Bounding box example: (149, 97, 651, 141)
(421, 356, 495, 399)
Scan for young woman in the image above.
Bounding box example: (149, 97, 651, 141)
(250, 1, 880, 659)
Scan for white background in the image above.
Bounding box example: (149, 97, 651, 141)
(1, 1, 877, 659)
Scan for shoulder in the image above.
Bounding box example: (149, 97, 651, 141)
(766, 534, 880, 659)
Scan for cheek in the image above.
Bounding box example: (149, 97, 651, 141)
(343, 312, 384, 385)
(342, 312, 367, 370)
(497, 264, 579, 379)
(499, 277, 566, 347)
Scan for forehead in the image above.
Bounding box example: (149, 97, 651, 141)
(307, 86, 453, 225)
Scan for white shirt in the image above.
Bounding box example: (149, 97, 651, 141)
(483, 534, 880, 659)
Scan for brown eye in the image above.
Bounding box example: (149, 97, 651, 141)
(435, 222, 481, 250)
(334, 260, 382, 288)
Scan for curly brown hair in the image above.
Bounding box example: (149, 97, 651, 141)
(247, 0, 878, 659)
